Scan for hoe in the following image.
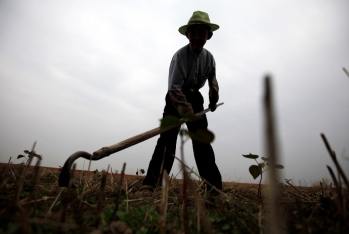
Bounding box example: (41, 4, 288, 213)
(58, 102, 224, 187)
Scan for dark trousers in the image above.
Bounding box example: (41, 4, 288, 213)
(142, 91, 222, 190)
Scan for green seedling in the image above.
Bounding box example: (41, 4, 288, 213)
(17, 150, 41, 164)
(139, 168, 145, 176)
(159, 113, 200, 130)
(160, 115, 215, 144)
(242, 153, 284, 198)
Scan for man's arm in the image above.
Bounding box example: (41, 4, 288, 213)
(168, 91, 194, 115)
(207, 67, 219, 111)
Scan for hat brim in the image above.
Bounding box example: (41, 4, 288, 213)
(178, 23, 219, 35)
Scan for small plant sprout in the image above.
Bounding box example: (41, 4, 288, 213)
(17, 150, 42, 164)
(242, 153, 284, 198)
(139, 169, 145, 176)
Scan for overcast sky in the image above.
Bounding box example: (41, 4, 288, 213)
(1, 0, 348, 185)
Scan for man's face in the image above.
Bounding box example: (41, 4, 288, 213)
(186, 24, 212, 53)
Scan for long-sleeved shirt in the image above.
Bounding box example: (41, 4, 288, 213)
(167, 44, 219, 113)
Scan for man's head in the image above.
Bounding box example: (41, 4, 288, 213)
(185, 24, 212, 53)
(178, 11, 219, 53)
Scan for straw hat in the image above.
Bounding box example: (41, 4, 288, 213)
(178, 11, 219, 35)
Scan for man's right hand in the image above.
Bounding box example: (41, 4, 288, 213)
(209, 103, 217, 112)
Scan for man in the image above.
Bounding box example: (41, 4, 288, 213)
(140, 11, 222, 193)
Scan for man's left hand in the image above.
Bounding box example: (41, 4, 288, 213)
(209, 103, 217, 112)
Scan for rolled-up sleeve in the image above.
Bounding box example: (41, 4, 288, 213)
(168, 90, 193, 114)
(207, 67, 219, 104)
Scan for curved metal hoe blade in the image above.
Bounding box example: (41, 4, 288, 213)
(58, 151, 94, 187)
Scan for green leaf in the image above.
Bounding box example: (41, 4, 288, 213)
(24, 150, 30, 154)
(159, 115, 182, 129)
(34, 154, 42, 160)
(188, 129, 215, 143)
(17, 155, 25, 159)
(249, 165, 262, 179)
(266, 162, 284, 169)
(116, 210, 131, 220)
(261, 157, 269, 161)
(242, 153, 259, 159)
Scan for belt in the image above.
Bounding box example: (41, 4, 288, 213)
(183, 87, 198, 92)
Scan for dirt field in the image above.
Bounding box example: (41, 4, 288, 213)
(0, 162, 348, 233)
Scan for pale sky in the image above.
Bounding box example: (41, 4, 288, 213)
(1, 0, 348, 185)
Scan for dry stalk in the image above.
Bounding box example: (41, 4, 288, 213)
(172, 167, 183, 180)
(78, 154, 94, 210)
(326, 165, 346, 219)
(78, 159, 92, 210)
(48, 170, 58, 180)
(155, 147, 166, 189)
(95, 170, 107, 228)
(198, 181, 205, 189)
(39, 168, 46, 178)
(187, 174, 213, 234)
(20, 196, 55, 205)
(79, 160, 85, 185)
(125, 180, 129, 212)
(10, 169, 16, 181)
(167, 196, 179, 213)
(111, 163, 126, 221)
(235, 194, 260, 207)
(106, 164, 110, 176)
(61, 163, 76, 223)
(287, 191, 313, 202)
(123, 198, 146, 203)
(81, 200, 95, 208)
(343, 67, 349, 78)
(263, 76, 284, 234)
(285, 180, 313, 201)
(258, 205, 262, 234)
(326, 166, 341, 196)
(28, 158, 42, 214)
(46, 189, 64, 217)
(79, 183, 99, 199)
(0, 166, 11, 191)
(110, 167, 114, 186)
(321, 133, 349, 188)
(31, 158, 41, 189)
(159, 170, 169, 234)
(127, 178, 143, 191)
